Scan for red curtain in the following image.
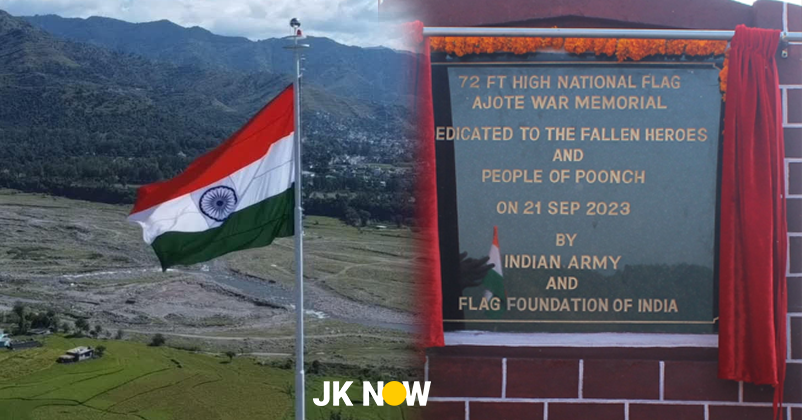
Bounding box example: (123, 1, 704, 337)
(718, 24, 786, 417)
(409, 21, 445, 348)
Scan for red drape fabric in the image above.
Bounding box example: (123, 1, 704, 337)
(408, 21, 444, 348)
(718, 24, 786, 417)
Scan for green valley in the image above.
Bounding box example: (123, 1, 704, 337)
(0, 335, 417, 420)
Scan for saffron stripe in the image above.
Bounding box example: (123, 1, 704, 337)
(130, 84, 294, 214)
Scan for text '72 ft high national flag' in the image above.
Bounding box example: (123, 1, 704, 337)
(128, 85, 296, 269)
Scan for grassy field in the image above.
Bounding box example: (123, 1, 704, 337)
(0, 336, 419, 420)
(225, 216, 417, 312)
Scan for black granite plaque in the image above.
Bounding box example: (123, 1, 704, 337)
(433, 56, 723, 333)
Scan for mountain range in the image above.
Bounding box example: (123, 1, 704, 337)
(0, 10, 413, 204)
(22, 14, 414, 106)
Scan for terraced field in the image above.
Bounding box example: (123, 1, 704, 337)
(0, 336, 418, 420)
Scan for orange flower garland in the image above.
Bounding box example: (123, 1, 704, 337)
(430, 36, 726, 61)
(720, 48, 730, 101)
(430, 36, 730, 99)
(432, 36, 571, 57)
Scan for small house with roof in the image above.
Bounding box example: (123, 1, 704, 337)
(57, 346, 94, 363)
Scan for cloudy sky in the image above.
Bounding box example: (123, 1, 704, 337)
(0, 0, 411, 48)
(0, 0, 798, 49)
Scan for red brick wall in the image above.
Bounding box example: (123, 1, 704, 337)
(785, 1, 802, 419)
(424, 347, 800, 419)
(422, 2, 802, 419)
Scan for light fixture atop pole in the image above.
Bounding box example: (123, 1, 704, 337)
(283, 17, 309, 420)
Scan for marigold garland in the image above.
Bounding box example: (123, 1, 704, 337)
(720, 48, 730, 101)
(430, 36, 730, 99)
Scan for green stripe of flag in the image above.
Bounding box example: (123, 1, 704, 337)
(482, 269, 505, 299)
(482, 268, 506, 318)
(152, 186, 294, 269)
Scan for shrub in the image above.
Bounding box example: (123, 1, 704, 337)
(150, 333, 166, 347)
(74, 318, 89, 333)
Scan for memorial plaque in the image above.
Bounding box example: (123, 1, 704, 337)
(433, 56, 723, 333)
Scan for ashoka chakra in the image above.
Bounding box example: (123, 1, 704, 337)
(199, 186, 238, 222)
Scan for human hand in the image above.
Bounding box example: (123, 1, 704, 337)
(458, 251, 494, 290)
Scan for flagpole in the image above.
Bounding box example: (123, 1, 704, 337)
(285, 18, 309, 420)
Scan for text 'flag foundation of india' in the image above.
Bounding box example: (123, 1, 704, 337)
(483, 226, 506, 317)
(128, 85, 296, 269)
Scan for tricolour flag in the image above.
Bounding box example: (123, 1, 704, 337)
(482, 226, 506, 317)
(128, 85, 296, 269)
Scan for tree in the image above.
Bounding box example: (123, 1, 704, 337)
(60, 322, 71, 334)
(91, 324, 103, 338)
(358, 210, 370, 227)
(344, 206, 360, 227)
(12, 302, 27, 335)
(115, 329, 124, 340)
(12, 302, 25, 321)
(309, 359, 322, 375)
(95, 345, 106, 358)
(46, 311, 60, 332)
(74, 318, 90, 334)
(224, 351, 236, 362)
(27, 309, 59, 331)
(150, 333, 166, 347)
(14, 319, 30, 336)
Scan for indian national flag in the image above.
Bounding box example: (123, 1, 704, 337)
(128, 85, 296, 269)
(482, 226, 506, 317)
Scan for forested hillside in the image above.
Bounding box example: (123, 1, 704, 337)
(0, 10, 414, 223)
(23, 14, 415, 105)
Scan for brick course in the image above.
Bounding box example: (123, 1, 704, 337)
(789, 89, 802, 124)
(786, 128, 802, 158)
(664, 361, 739, 402)
(777, 46, 801, 85)
(422, 402, 464, 420)
(708, 405, 776, 420)
(469, 402, 543, 420)
(428, 356, 502, 398)
(629, 404, 705, 420)
(505, 359, 578, 399)
(548, 403, 624, 420)
(582, 360, 659, 400)
(792, 237, 802, 274)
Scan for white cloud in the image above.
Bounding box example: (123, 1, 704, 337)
(0, 0, 411, 48)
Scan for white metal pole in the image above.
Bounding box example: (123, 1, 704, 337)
(285, 24, 308, 420)
(293, 44, 305, 420)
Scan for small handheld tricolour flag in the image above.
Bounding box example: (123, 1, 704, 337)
(128, 85, 296, 270)
(482, 226, 507, 317)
